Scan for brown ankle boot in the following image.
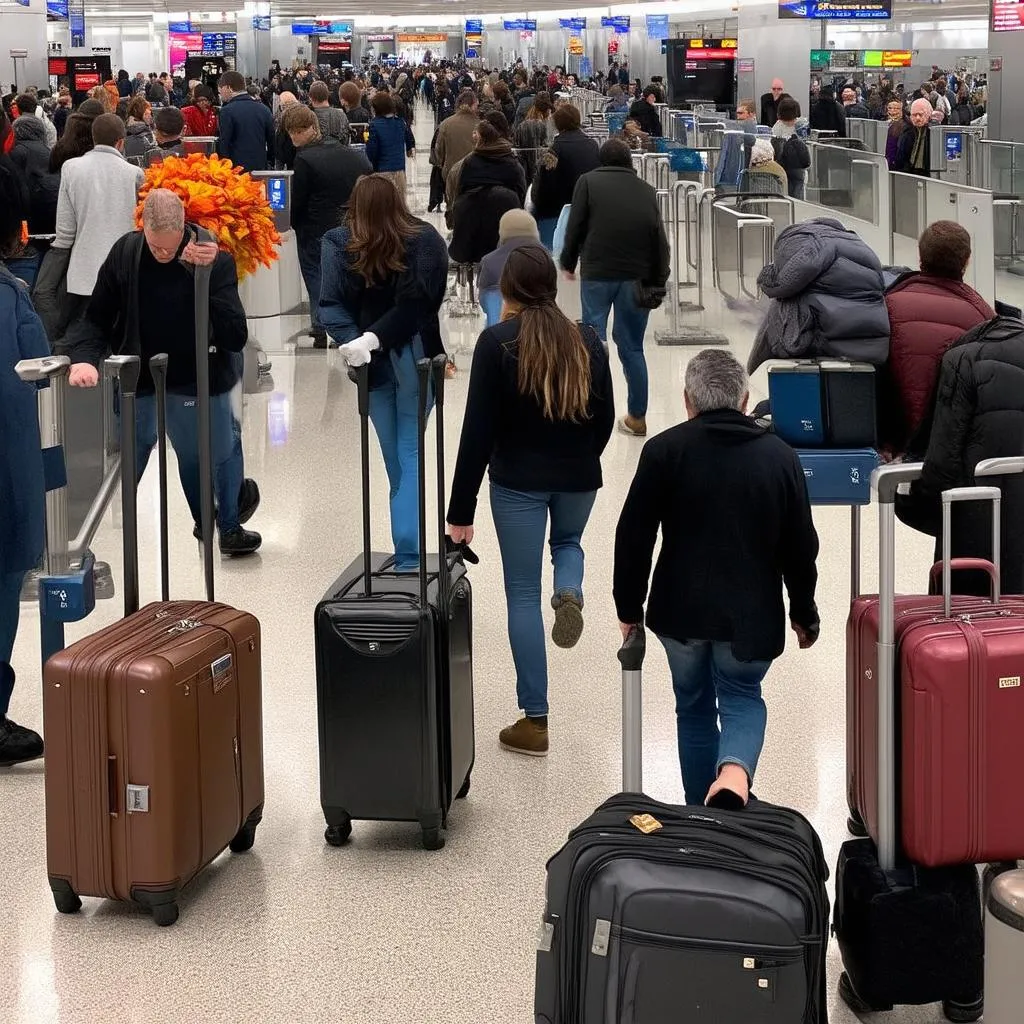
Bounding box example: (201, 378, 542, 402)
(499, 716, 549, 757)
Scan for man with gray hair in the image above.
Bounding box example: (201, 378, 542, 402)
(613, 348, 820, 807)
(895, 98, 935, 176)
(65, 188, 262, 555)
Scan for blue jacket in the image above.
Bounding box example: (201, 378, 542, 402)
(217, 93, 275, 172)
(366, 115, 414, 173)
(0, 267, 49, 577)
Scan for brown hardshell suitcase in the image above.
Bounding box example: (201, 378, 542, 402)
(43, 258, 264, 926)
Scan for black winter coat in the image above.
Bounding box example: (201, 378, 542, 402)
(10, 119, 59, 233)
(291, 138, 371, 239)
(897, 317, 1024, 596)
(531, 129, 600, 220)
(628, 98, 662, 137)
(457, 148, 527, 205)
(449, 185, 521, 265)
(809, 98, 847, 137)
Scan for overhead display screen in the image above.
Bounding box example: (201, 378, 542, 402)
(994, 0, 1024, 31)
(781, 0, 891, 20)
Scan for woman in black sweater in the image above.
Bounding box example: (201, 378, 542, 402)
(446, 244, 614, 757)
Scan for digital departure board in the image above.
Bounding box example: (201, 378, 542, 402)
(994, 0, 1024, 31)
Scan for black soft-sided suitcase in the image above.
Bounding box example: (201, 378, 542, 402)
(314, 354, 474, 851)
(534, 628, 831, 1023)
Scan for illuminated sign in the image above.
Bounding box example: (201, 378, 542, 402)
(601, 15, 631, 32)
(646, 15, 669, 39)
(503, 19, 536, 31)
(559, 17, 587, 30)
(397, 33, 448, 43)
(780, 0, 891, 19)
(993, 0, 1024, 30)
(882, 49, 913, 66)
(686, 48, 738, 60)
(48, 56, 68, 74)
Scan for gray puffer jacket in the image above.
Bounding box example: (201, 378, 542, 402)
(747, 217, 890, 373)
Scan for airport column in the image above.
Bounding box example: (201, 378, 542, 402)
(737, 0, 819, 121)
(989, 4, 1024, 142)
(2, 0, 49, 93)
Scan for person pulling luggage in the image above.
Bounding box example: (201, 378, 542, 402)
(446, 244, 614, 757)
(613, 349, 820, 806)
(65, 188, 261, 555)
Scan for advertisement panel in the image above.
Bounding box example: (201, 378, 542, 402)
(779, 0, 891, 19)
(68, 0, 85, 47)
(646, 14, 670, 39)
(993, 0, 1024, 31)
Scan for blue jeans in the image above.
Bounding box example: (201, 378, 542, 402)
(296, 230, 323, 329)
(580, 278, 651, 418)
(368, 339, 431, 571)
(658, 636, 771, 804)
(0, 570, 25, 714)
(536, 217, 558, 251)
(135, 390, 241, 532)
(489, 483, 597, 717)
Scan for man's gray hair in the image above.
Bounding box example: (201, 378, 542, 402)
(142, 188, 185, 233)
(684, 349, 749, 413)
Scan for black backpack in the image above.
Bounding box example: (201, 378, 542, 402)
(771, 134, 810, 173)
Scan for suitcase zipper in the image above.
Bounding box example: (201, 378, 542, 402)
(615, 925, 804, 965)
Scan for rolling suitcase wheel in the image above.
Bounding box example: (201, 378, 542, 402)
(838, 971, 892, 1014)
(942, 997, 983, 1023)
(846, 808, 868, 837)
(228, 804, 264, 853)
(151, 902, 179, 928)
(421, 827, 445, 851)
(456, 774, 471, 799)
(50, 879, 82, 915)
(324, 817, 352, 847)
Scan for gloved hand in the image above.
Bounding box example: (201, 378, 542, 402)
(337, 332, 380, 367)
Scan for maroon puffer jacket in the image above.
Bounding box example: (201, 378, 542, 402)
(881, 273, 994, 454)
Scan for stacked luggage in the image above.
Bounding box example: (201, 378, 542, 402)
(534, 628, 831, 1023)
(835, 458, 1024, 1021)
(314, 355, 475, 851)
(768, 358, 879, 506)
(42, 262, 264, 927)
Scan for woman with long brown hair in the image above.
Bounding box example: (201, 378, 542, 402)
(320, 174, 448, 570)
(446, 244, 614, 756)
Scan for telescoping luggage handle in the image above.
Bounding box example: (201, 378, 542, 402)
(193, 260, 215, 603)
(871, 458, 1024, 871)
(619, 625, 646, 793)
(149, 354, 170, 602)
(349, 352, 452, 605)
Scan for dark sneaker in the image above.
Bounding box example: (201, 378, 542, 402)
(238, 478, 260, 524)
(551, 591, 584, 649)
(193, 479, 261, 540)
(219, 527, 262, 556)
(311, 329, 328, 349)
(499, 716, 549, 757)
(0, 717, 44, 767)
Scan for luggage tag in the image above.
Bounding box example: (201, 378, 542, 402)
(629, 813, 663, 834)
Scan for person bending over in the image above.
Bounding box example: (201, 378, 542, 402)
(66, 189, 261, 555)
(613, 349, 820, 807)
(447, 244, 614, 756)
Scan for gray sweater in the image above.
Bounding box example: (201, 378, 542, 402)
(54, 145, 144, 296)
(313, 105, 350, 144)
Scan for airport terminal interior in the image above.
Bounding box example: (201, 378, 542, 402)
(4, 0, 1024, 1021)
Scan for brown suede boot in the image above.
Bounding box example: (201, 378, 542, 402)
(499, 716, 549, 757)
(617, 415, 647, 437)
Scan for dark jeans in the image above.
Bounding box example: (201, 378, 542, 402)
(296, 230, 324, 329)
(0, 570, 25, 715)
(580, 278, 651, 418)
(135, 390, 241, 532)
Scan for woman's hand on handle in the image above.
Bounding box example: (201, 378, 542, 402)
(447, 524, 474, 546)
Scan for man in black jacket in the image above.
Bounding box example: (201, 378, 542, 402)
(217, 70, 275, 172)
(760, 79, 784, 127)
(66, 189, 261, 555)
(561, 139, 670, 437)
(628, 86, 662, 137)
(613, 349, 820, 807)
(283, 103, 371, 348)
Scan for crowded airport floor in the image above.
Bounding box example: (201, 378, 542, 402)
(0, 109, 967, 1022)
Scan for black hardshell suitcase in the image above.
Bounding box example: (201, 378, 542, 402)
(534, 628, 830, 1023)
(314, 354, 474, 851)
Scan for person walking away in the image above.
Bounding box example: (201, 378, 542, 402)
(760, 78, 785, 127)
(770, 97, 811, 199)
(896, 98, 934, 176)
(283, 103, 371, 349)
(809, 85, 847, 137)
(531, 103, 599, 250)
(446, 244, 614, 756)
(446, 118, 526, 223)
(51, 113, 143, 328)
(309, 81, 350, 144)
(561, 138, 670, 438)
(433, 88, 479, 184)
(9, 111, 59, 233)
(477, 209, 540, 325)
(628, 86, 662, 137)
(13, 93, 56, 149)
(181, 85, 218, 139)
(319, 175, 448, 570)
(884, 98, 908, 169)
(217, 70, 275, 172)
(879, 220, 994, 457)
(613, 349, 820, 806)
(365, 92, 415, 195)
(513, 92, 552, 187)
(65, 189, 261, 555)
(0, 158, 48, 766)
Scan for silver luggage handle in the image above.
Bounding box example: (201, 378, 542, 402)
(619, 625, 646, 793)
(940, 486, 1002, 618)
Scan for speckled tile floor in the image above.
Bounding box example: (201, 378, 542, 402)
(0, 112, 1003, 1024)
